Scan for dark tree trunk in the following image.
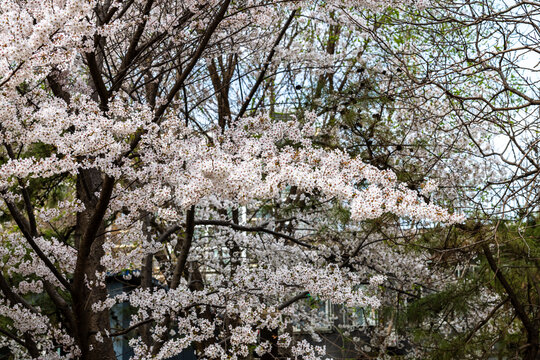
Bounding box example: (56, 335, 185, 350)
(73, 168, 116, 360)
(260, 327, 279, 360)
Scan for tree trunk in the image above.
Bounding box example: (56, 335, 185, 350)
(524, 330, 539, 360)
(73, 168, 116, 360)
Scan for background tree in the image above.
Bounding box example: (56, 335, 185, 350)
(340, 1, 540, 359)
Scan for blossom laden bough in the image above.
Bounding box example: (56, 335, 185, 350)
(0, 0, 463, 359)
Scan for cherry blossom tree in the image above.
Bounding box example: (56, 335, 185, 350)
(0, 0, 464, 359)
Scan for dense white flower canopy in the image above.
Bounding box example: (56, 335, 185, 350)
(0, 1, 466, 359)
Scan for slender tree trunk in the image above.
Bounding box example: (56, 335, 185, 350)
(259, 327, 279, 360)
(524, 331, 539, 360)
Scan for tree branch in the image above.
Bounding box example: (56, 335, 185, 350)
(153, 0, 232, 123)
(2, 198, 71, 291)
(194, 219, 313, 249)
(235, 9, 297, 121)
(277, 291, 309, 310)
(482, 244, 536, 335)
(171, 206, 196, 290)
